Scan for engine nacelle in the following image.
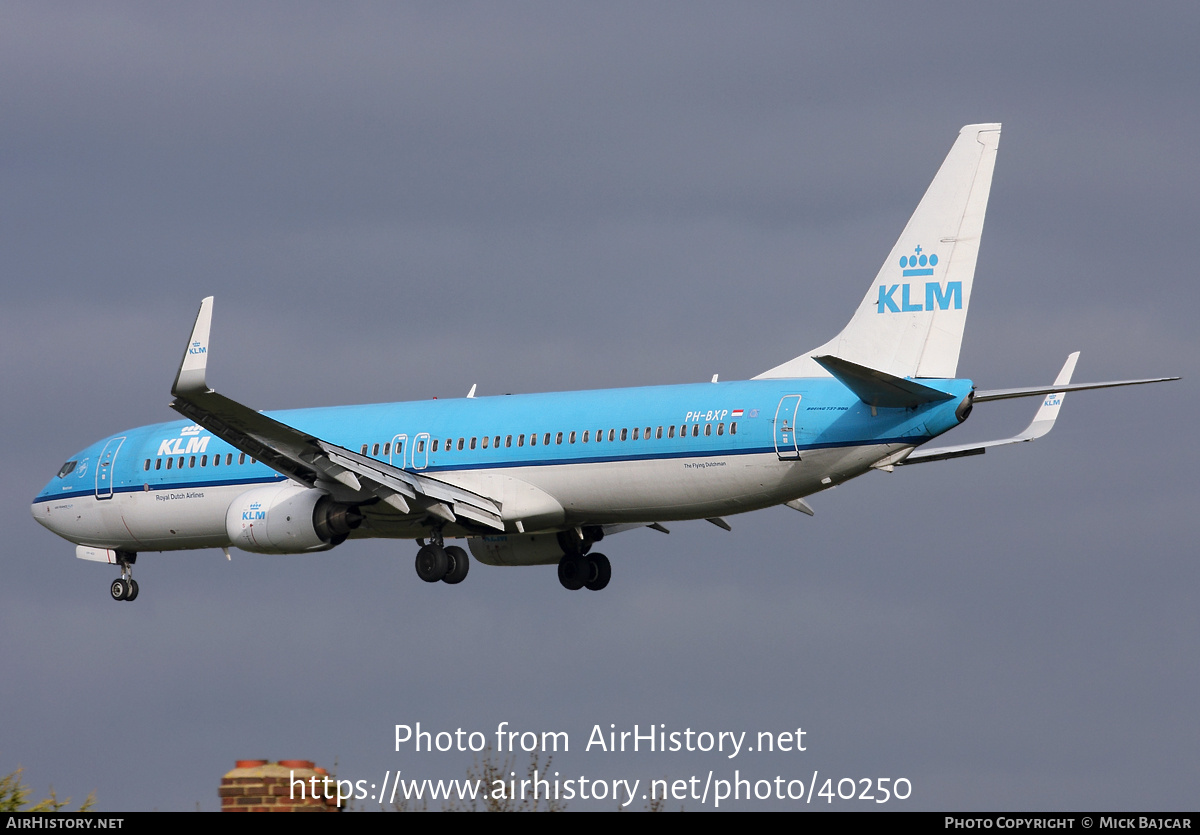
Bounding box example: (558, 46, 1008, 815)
(225, 484, 362, 554)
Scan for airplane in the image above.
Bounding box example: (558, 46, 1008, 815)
(32, 123, 1178, 601)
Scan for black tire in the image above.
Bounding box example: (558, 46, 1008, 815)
(584, 553, 611, 591)
(557, 553, 587, 591)
(126, 579, 140, 601)
(110, 579, 128, 601)
(442, 546, 470, 585)
(415, 544, 449, 582)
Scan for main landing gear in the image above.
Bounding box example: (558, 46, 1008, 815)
(413, 531, 470, 585)
(557, 552, 611, 591)
(109, 552, 139, 602)
(555, 528, 610, 591)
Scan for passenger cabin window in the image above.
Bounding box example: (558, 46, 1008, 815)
(692, 425, 699, 437)
(372, 443, 380, 456)
(544, 433, 551, 446)
(470, 437, 477, 450)
(166, 458, 173, 469)
(494, 436, 501, 448)
(383, 443, 390, 456)
(668, 426, 675, 439)
(632, 428, 639, 440)
(569, 431, 576, 444)
(518, 435, 525, 447)
(608, 429, 615, 442)
(239, 453, 246, 465)
(361, 444, 368, 455)
(457, 438, 465, 451)
(556, 432, 563, 445)
(155, 459, 162, 471)
(731, 422, 738, 434)
(482, 436, 489, 449)
(656, 427, 663, 439)
(417, 440, 425, 453)
(530, 434, 537, 446)
(717, 423, 724, 435)
(144, 459, 150, 471)
(506, 435, 513, 448)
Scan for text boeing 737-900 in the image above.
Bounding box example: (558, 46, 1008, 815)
(32, 123, 1178, 601)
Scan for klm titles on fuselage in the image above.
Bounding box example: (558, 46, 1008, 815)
(157, 425, 211, 456)
(877, 245, 962, 314)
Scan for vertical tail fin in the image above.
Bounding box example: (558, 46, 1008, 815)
(757, 123, 1001, 380)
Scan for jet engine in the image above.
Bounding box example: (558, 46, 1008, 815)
(225, 484, 362, 554)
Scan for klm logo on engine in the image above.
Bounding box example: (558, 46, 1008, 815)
(877, 245, 962, 314)
(243, 501, 265, 522)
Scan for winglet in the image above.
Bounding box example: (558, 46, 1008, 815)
(172, 297, 214, 396)
(1017, 351, 1079, 441)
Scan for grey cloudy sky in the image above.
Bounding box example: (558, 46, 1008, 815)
(3, 3, 1196, 811)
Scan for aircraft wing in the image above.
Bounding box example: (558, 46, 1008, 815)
(168, 298, 504, 531)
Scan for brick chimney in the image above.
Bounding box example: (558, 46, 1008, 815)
(220, 759, 341, 811)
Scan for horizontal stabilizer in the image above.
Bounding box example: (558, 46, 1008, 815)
(813, 355, 955, 409)
(901, 352, 1080, 465)
(974, 376, 1179, 402)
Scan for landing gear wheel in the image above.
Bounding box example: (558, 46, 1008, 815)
(584, 553, 611, 591)
(110, 579, 128, 601)
(415, 544, 449, 582)
(126, 579, 139, 601)
(557, 553, 588, 591)
(442, 546, 470, 585)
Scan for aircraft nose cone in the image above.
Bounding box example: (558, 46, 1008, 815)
(32, 501, 55, 531)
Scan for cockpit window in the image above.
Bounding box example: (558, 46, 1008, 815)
(57, 461, 77, 478)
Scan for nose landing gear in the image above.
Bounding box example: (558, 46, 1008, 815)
(109, 552, 139, 602)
